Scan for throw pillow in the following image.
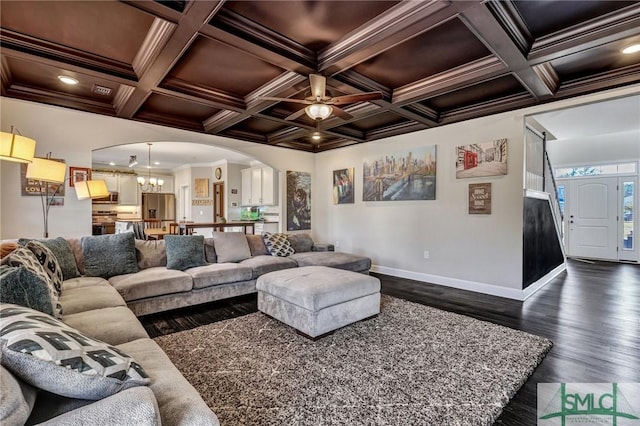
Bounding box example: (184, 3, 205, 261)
(1, 247, 63, 319)
(287, 233, 315, 253)
(43, 238, 81, 280)
(0, 304, 150, 400)
(81, 233, 138, 278)
(0, 265, 54, 315)
(23, 240, 64, 295)
(211, 232, 251, 263)
(1, 242, 18, 259)
(262, 232, 295, 257)
(0, 365, 37, 426)
(164, 235, 207, 270)
(204, 238, 217, 263)
(246, 235, 269, 256)
(134, 239, 167, 269)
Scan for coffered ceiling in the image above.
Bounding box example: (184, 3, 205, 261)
(1, 1, 639, 152)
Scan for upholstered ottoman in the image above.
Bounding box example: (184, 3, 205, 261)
(256, 265, 381, 339)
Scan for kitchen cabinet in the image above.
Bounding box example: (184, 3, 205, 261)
(94, 172, 118, 192)
(118, 174, 139, 205)
(254, 222, 279, 235)
(241, 166, 276, 206)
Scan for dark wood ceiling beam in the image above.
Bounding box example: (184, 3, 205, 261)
(6, 84, 116, 115)
(0, 29, 138, 81)
(207, 8, 316, 72)
(1, 56, 13, 96)
(403, 104, 439, 123)
(118, 1, 226, 118)
(135, 110, 204, 132)
(265, 126, 312, 145)
(132, 18, 176, 77)
(366, 121, 430, 141)
(160, 77, 245, 110)
(393, 56, 507, 105)
(121, 1, 184, 23)
(439, 93, 534, 125)
(315, 139, 361, 152)
(485, 1, 533, 54)
(528, 4, 640, 64)
(202, 72, 308, 134)
(332, 71, 439, 127)
(319, 0, 471, 75)
(555, 63, 640, 98)
(459, 4, 555, 100)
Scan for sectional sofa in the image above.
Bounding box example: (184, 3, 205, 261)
(0, 231, 371, 425)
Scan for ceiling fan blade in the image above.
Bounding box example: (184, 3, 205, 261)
(330, 92, 383, 105)
(284, 107, 309, 121)
(309, 74, 326, 100)
(331, 106, 353, 120)
(261, 96, 311, 105)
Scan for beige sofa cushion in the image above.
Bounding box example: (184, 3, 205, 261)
(61, 276, 110, 291)
(186, 263, 253, 289)
(59, 286, 127, 315)
(109, 267, 193, 302)
(288, 251, 371, 272)
(117, 338, 219, 426)
(239, 255, 298, 279)
(63, 306, 148, 346)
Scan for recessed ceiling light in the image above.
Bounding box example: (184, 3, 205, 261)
(58, 75, 79, 85)
(622, 44, 640, 54)
(109, 161, 115, 166)
(154, 161, 160, 165)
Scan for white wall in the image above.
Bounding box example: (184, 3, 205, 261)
(1, 98, 314, 239)
(315, 112, 526, 293)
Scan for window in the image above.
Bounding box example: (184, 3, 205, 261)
(555, 162, 637, 178)
(623, 181, 634, 250)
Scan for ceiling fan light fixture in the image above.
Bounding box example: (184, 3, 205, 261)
(305, 103, 333, 120)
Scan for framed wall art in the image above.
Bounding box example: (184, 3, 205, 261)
(468, 183, 492, 214)
(362, 145, 437, 201)
(455, 138, 507, 179)
(286, 171, 311, 230)
(333, 168, 354, 204)
(69, 166, 91, 187)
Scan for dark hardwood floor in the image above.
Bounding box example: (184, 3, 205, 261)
(140, 259, 640, 425)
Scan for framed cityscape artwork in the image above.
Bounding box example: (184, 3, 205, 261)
(362, 146, 437, 201)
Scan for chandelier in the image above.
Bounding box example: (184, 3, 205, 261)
(136, 143, 164, 192)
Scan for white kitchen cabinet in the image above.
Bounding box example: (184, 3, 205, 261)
(241, 168, 253, 206)
(241, 166, 276, 206)
(118, 174, 139, 205)
(94, 172, 118, 192)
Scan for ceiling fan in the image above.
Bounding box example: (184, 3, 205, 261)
(261, 74, 382, 121)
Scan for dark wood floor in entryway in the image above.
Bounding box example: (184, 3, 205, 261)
(139, 259, 640, 425)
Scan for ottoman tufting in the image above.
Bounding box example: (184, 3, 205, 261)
(256, 265, 381, 339)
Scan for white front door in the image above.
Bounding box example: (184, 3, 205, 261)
(568, 177, 618, 260)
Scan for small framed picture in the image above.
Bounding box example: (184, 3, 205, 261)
(69, 167, 91, 187)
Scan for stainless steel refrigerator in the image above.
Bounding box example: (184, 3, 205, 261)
(141, 193, 176, 221)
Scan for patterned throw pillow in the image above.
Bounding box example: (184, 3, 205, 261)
(18, 238, 81, 280)
(0, 265, 54, 315)
(1, 247, 63, 319)
(23, 240, 64, 295)
(262, 232, 295, 257)
(0, 304, 150, 400)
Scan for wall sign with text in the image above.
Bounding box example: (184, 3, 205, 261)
(468, 183, 491, 214)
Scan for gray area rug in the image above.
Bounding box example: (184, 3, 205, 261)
(154, 296, 552, 425)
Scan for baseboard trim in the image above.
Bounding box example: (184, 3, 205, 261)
(371, 265, 525, 301)
(522, 262, 567, 300)
(371, 262, 567, 301)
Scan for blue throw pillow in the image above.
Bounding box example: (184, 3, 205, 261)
(81, 233, 138, 278)
(0, 265, 54, 315)
(164, 235, 207, 271)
